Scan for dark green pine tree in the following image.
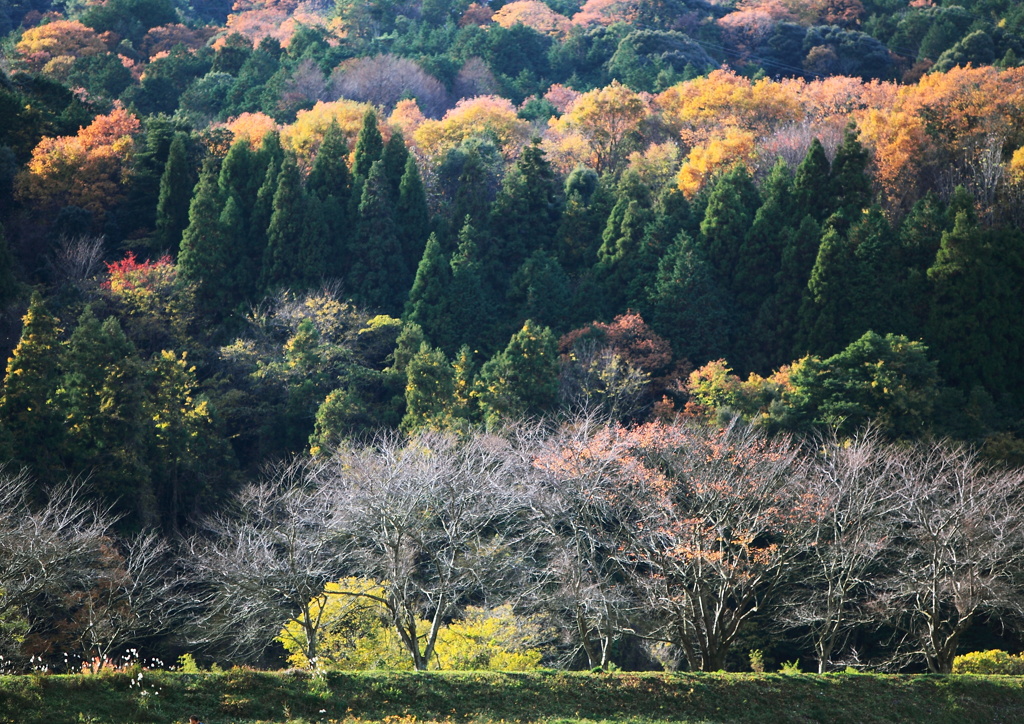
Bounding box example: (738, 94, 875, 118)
(400, 342, 456, 433)
(796, 208, 901, 359)
(307, 122, 352, 280)
(476, 319, 559, 426)
(249, 152, 283, 280)
(395, 155, 430, 278)
(404, 232, 453, 350)
(0, 292, 65, 491)
(772, 215, 822, 365)
(791, 137, 833, 222)
(594, 170, 655, 316)
(830, 123, 872, 222)
(353, 107, 384, 181)
(848, 206, 905, 338)
(926, 212, 1024, 400)
(153, 132, 193, 254)
(508, 250, 572, 332)
(487, 140, 563, 289)
(797, 224, 856, 357)
(556, 167, 613, 274)
(349, 159, 408, 313)
(260, 154, 309, 291)
(645, 230, 732, 365)
(178, 158, 236, 319)
(899, 192, 947, 336)
(449, 148, 493, 239)
(58, 308, 154, 527)
(381, 130, 410, 200)
(698, 164, 761, 295)
(0, 222, 19, 309)
(448, 217, 496, 354)
(733, 159, 794, 372)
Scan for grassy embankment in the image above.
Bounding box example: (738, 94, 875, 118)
(2, 669, 1024, 724)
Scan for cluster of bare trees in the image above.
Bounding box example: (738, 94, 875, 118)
(3, 419, 1024, 674)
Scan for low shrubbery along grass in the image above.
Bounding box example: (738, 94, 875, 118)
(4, 670, 1024, 724)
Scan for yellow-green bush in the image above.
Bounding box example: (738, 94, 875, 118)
(952, 650, 1024, 675)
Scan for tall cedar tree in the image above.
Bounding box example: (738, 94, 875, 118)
(353, 107, 384, 181)
(926, 211, 1024, 401)
(645, 230, 732, 365)
(58, 308, 153, 528)
(381, 131, 410, 200)
(0, 292, 65, 491)
(261, 154, 321, 291)
(557, 167, 612, 274)
(734, 160, 795, 372)
(306, 120, 352, 279)
(448, 217, 496, 354)
(349, 159, 408, 313)
(488, 141, 563, 290)
(791, 137, 833, 222)
(395, 155, 430, 276)
(476, 319, 559, 427)
(178, 157, 236, 321)
(400, 342, 456, 433)
(404, 232, 453, 350)
(699, 164, 761, 295)
(830, 123, 873, 224)
(594, 170, 655, 316)
(153, 132, 193, 254)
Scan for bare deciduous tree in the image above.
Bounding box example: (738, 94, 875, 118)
(779, 428, 901, 672)
(184, 459, 341, 665)
(629, 421, 810, 671)
(880, 441, 1024, 673)
(325, 430, 535, 670)
(330, 55, 449, 118)
(529, 415, 644, 669)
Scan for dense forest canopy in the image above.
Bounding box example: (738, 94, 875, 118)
(2, 0, 1024, 676)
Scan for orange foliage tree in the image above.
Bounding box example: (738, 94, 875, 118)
(492, 0, 571, 37)
(220, 113, 281, 149)
(15, 19, 107, 72)
(17, 108, 141, 219)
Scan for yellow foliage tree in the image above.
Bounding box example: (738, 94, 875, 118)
(548, 80, 649, 173)
(657, 69, 804, 147)
(413, 96, 530, 160)
(676, 128, 757, 197)
(282, 99, 374, 166)
(279, 580, 546, 670)
(221, 112, 280, 149)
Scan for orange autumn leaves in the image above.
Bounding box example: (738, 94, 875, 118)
(17, 107, 141, 219)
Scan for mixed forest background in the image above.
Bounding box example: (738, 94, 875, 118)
(2, 0, 1024, 676)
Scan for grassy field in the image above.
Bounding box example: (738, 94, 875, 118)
(2, 669, 1024, 724)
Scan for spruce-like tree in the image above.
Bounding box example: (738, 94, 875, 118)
(154, 132, 193, 254)
(475, 319, 559, 426)
(488, 140, 562, 289)
(349, 159, 408, 313)
(645, 230, 732, 365)
(395, 155, 430, 277)
(404, 232, 453, 349)
(178, 158, 235, 319)
(353, 107, 384, 180)
(698, 164, 761, 293)
(0, 292, 65, 491)
(791, 138, 832, 222)
(261, 154, 309, 291)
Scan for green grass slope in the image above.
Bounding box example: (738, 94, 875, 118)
(2, 670, 1024, 724)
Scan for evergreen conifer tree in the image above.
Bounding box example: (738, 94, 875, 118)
(395, 155, 430, 276)
(0, 292, 65, 490)
(353, 107, 384, 180)
(404, 232, 453, 349)
(349, 159, 408, 313)
(154, 132, 193, 254)
(475, 319, 559, 426)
